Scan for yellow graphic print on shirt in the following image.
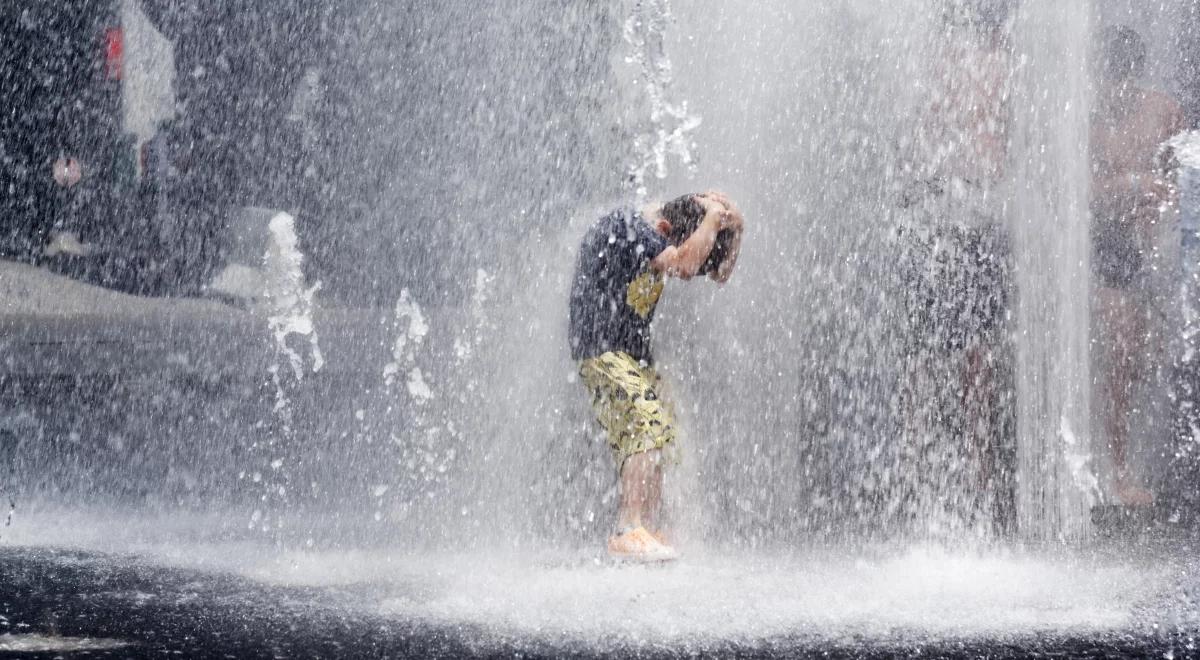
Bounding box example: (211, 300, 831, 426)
(626, 270, 664, 319)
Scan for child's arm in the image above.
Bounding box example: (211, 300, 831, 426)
(650, 199, 725, 280)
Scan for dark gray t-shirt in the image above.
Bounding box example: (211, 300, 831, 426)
(569, 207, 669, 363)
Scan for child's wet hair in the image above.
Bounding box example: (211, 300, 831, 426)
(659, 193, 730, 275)
(660, 193, 707, 245)
(1100, 25, 1146, 82)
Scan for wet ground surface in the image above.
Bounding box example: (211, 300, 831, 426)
(0, 544, 1197, 659)
(0, 547, 482, 658)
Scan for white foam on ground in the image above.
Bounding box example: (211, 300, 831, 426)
(0, 633, 131, 652)
(370, 549, 1159, 646)
(2, 510, 1168, 648)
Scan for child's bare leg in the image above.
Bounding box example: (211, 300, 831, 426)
(642, 458, 665, 531)
(1107, 348, 1150, 505)
(962, 343, 995, 490)
(1100, 288, 1152, 506)
(617, 449, 662, 530)
(1109, 352, 1152, 505)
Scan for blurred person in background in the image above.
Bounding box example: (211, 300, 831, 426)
(1091, 24, 1185, 507)
(896, 0, 1015, 529)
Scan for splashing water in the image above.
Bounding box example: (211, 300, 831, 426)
(383, 289, 431, 404)
(252, 212, 324, 536)
(7, 0, 1200, 651)
(1170, 130, 1200, 501)
(622, 0, 703, 201)
(262, 212, 324, 383)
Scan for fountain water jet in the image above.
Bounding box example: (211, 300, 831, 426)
(1008, 2, 1098, 540)
(252, 211, 324, 537)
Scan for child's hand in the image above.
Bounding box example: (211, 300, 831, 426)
(700, 190, 733, 207)
(696, 194, 727, 216)
(701, 191, 744, 231)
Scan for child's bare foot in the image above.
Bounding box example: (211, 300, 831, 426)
(651, 529, 672, 547)
(607, 526, 678, 563)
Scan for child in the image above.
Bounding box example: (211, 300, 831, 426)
(568, 191, 743, 561)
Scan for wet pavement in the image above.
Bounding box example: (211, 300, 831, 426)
(0, 545, 1196, 659)
(0, 547, 480, 658)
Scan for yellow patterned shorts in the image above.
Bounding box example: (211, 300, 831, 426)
(579, 351, 677, 469)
